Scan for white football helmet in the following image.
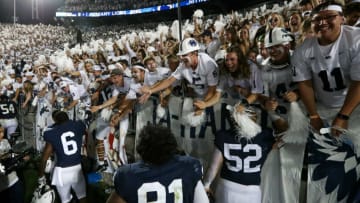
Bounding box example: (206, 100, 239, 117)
(31, 185, 56, 203)
(177, 38, 200, 56)
(264, 27, 293, 48)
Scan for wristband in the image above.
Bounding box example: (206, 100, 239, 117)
(309, 114, 320, 119)
(336, 113, 349, 120)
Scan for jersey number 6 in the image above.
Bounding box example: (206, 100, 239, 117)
(61, 132, 78, 155)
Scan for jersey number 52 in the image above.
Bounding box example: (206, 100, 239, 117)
(224, 143, 262, 173)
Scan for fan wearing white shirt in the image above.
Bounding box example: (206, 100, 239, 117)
(140, 38, 220, 115)
(292, 0, 360, 135)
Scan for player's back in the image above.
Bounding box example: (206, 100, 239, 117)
(113, 155, 202, 203)
(215, 128, 275, 186)
(44, 120, 85, 167)
(0, 100, 17, 119)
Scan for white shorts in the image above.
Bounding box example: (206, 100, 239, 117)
(51, 164, 86, 203)
(0, 118, 18, 138)
(215, 178, 261, 203)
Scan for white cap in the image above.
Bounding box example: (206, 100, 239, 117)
(147, 46, 156, 53)
(93, 65, 102, 71)
(108, 64, 116, 71)
(25, 71, 34, 77)
(7, 69, 15, 75)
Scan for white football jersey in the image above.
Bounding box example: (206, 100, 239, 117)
(262, 59, 295, 118)
(144, 67, 170, 86)
(171, 52, 219, 98)
(125, 81, 142, 100)
(292, 26, 360, 108)
(69, 83, 88, 101)
(262, 63, 295, 99)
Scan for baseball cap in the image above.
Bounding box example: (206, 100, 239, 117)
(7, 69, 15, 75)
(93, 65, 102, 71)
(110, 68, 123, 76)
(147, 46, 156, 53)
(25, 71, 35, 77)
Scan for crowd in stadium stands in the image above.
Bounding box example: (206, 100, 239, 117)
(1, 0, 360, 202)
(59, 0, 176, 12)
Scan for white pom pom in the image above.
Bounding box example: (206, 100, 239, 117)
(232, 110, 261, 140)
(181, 97, 206, 126)
(282, 102, 308, 144)
(100, 107, 113, 121)
(214, 20, 226, 34)
(193, 9, 204, 18)
(171, 20, 180, 40)
(32, 96, 38, 107)
(183, 111, 206, 127)
(156, 104, 166, 119)
(182, 97, 194, 114)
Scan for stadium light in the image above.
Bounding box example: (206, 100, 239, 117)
(13, 0, 16, 24)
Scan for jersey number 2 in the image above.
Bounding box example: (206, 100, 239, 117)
(61, 132, 78, 155)
(137, 179, 183, 203)
(224, 143, 262, 173)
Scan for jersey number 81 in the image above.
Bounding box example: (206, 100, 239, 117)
(137, 179, 183, 203)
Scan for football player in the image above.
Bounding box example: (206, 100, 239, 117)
(203, 105, 287, 203)
(0, 95, 18, 140)
(38, 111, 87, 203)
(106, 124, 209, 203)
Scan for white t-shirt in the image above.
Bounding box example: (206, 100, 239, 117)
(171, 52, 219, 98)
(69, 83, 88, 101)
(292, 25, 360, 107)
(144, 67, 171, 86)
(111, 77, 132, 97)
(218, 60, 263, 98)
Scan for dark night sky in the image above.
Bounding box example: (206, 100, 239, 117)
(0, 0, 270, 25)
(0, 0, 64, 24)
